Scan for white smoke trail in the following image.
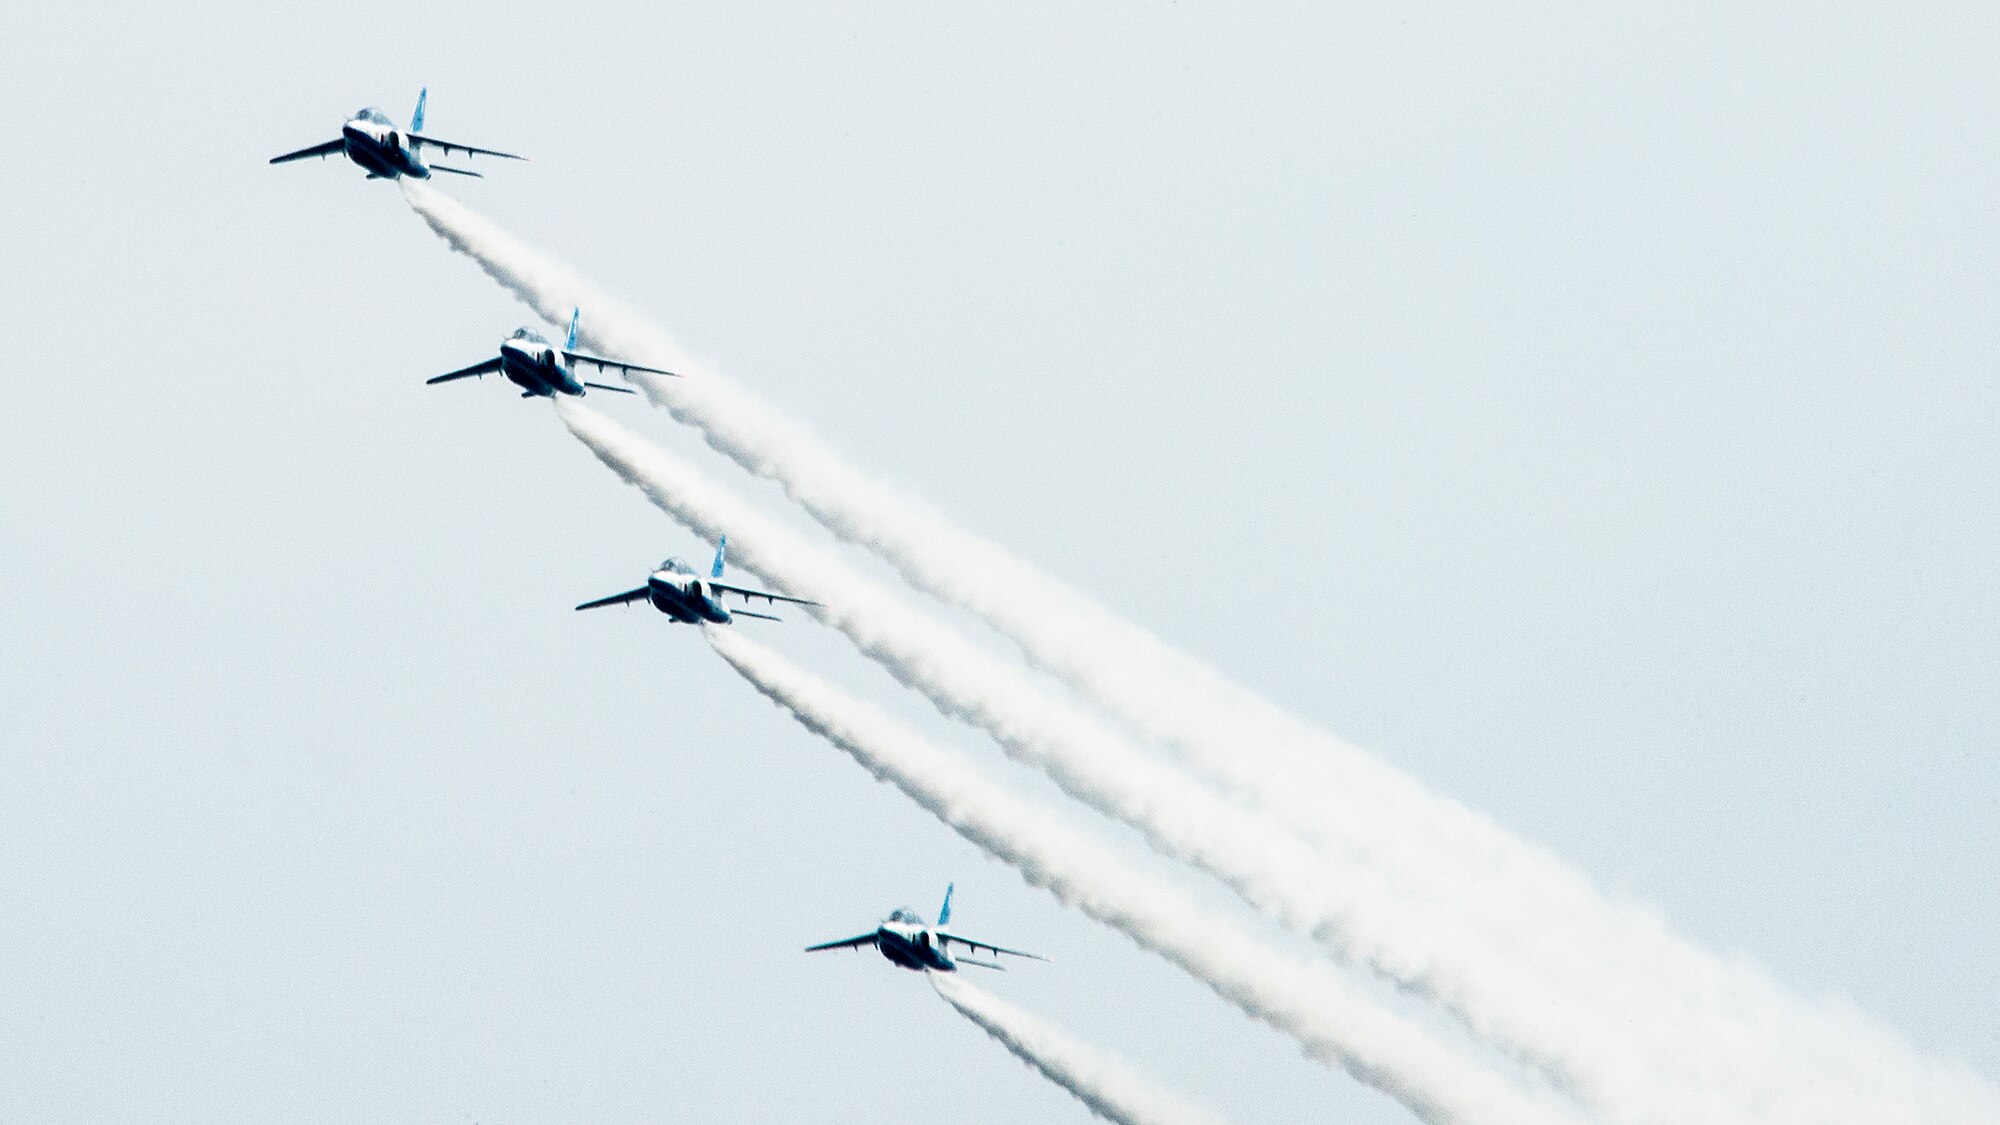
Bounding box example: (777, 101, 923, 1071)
(555, 399, 1700, 1121)
(406, 184, 2000, 1124)
(930, 973, 1231, 1125)
(707, 625, 1582, 1125)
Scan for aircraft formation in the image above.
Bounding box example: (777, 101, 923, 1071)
(270, 90, 1046, 971)
(261, 86, 2000, 1125)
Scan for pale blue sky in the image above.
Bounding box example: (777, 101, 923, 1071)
(3, 4, 1997, 1124)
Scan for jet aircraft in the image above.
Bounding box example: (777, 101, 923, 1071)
(806, 885, 1046, 972)
(427, 309, 677, 398)
(269, 88, 525, 180)
(574, 536, 820, 624)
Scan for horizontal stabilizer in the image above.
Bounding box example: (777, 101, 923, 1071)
(731, 609, 783, 622)
(582, 381, 637, 395)
(956, 957, 1007, 971)
(427, 163, 484, 178)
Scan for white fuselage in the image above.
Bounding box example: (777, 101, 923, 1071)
(338, 113, 428, 180)
(497, 335, 583, 397)
(643, 569, 732, 624)
(873, 919, 956, 972)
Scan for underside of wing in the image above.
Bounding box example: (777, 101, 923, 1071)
(804, 932, 877, 953)
(426, 357, 503, 385)
(409, 134, 527, 161)
(939, 932, 1047, 962)
(710, 582, 821, 609)
(563, 351, 681, 379)
(574, 587, 651, 612)
(269, 138, 345, 165)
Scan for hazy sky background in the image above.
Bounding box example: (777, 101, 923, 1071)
(4, 4, 1997, 1124)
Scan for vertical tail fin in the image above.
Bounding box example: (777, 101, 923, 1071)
(937, 883, 954, 927)
(565, 307, 581, 351)
(411, 87, 428, 132)
(710, 535, 728, 579)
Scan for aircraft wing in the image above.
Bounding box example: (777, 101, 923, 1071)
(709, 582, 821, 609)
(426, 357, 503, 385)
(408, 134, 527, 162)
(804, 932, 878, 953)
(563, 351, 681, 379)
(269, 138, 345, 165)
(938, 932, 1048, 962)
(574, 587, 651, 612)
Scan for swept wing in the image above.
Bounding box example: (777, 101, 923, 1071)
(574, 587, 652, 612)
(938, 931, 1048, 962)
(270, 139, 345, 165)
(408, 134, 527, 162)
(804, 932, 879, 953)
(426, 357, 504, 385)
(563, 351, 681, 380)
(710, 582, 821, 609)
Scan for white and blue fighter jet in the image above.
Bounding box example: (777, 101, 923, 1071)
(269, 88, 524, 180)
(427, 309, 676, 398)
(574, 537, 820, 624)
(805, 885, 1047, 972)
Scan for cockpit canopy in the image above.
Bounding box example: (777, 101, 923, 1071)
(509, 327, 547, 343)
(352, 107, 394, 126)
(886, 908, 923, 925)
(658, 558, 694, 575)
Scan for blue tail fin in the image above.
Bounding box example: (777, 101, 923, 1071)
(565, 308, 580, 351)
(710, 535, 728, 578)
(411, 87, 428, 132)
(937, 883, 954, 927)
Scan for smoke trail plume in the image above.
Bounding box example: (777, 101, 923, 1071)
(706, 626, 1582, 1125)
(555, 399, 1702, 1118)
(930, 972, 1232, 1125)
(408, 184, 2000, 1124)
